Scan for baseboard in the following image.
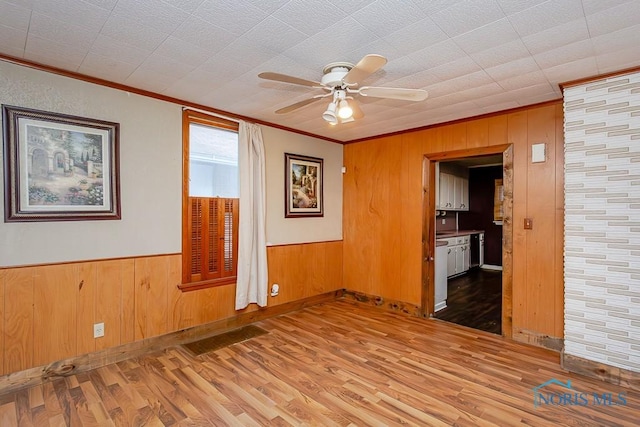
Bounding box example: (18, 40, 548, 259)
(481, 264, 503, 271)
(340, 290, 423, 318)
(434, 301, 447, 312)
(512, 328, 563, 352)
(0, 290, 343, 397)
(562, 352, 640, 392)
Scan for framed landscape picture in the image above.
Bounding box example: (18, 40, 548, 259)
(285, 153, 323, 218)
(2, 105, 121, 222)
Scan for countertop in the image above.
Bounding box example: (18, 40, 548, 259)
(436, 229, 484, 239)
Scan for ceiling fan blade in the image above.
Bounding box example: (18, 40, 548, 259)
(358, 86, 428, 101)
(259, 72, 322, 87)
(275, 97, 322, 114)
(342, 54, 387, 85)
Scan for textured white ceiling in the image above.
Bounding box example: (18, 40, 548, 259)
(1, 0, 639, 142)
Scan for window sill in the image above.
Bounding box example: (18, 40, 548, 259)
(178, 276, 236, 292)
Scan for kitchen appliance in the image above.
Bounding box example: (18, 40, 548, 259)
(469, 232, 485, 268)
(470, 233, 479, 268)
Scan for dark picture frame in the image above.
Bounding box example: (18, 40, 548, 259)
(285, 152, 323, 218)
(2, 105, 121, 222)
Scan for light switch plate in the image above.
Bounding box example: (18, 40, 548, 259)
(532, 143, 546, 163)
(94, 322, 105, 338)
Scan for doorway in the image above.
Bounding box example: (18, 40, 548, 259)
(422, 145, 513, 338)
(434, 157, 503, 334)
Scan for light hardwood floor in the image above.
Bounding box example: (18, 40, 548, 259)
(0, 300, 637, 426)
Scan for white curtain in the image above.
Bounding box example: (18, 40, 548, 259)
(235, 121, 268, 310)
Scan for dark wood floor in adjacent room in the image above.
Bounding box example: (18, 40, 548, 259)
(0, 300, 637, 426)
(436, 268, 503, 335)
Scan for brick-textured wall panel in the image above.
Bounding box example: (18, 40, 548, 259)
(564, 72, 640, 373)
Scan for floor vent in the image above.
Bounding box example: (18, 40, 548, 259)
(182, 325, 268, 356)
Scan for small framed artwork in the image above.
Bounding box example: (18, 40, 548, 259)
(285, 152, 323, 218)
(2, 105, 121, 222)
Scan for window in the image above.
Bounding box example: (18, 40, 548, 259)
(179, 110, 239, 291)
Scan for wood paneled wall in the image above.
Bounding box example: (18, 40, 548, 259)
(267, 241, 343, 303)
(343, 102, 564, 343)
(0, 241, 343, 377)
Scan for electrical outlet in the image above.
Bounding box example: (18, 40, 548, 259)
(94, 322, 105, 338)
(442, 219, 446, 224)
(271, 283, 279, 297)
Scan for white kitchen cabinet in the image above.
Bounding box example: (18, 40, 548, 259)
(452, 176, 469, 210)
(439, 173, 454, 209)
(454, 242, 470, 274)
(453, 176, 462, 210)
(455, 245, 464, 274)
(458, 177, 469, 210)
(464, 243, 470, 271)
(438, 173, 468, 211)
(446, 244, 456, 277)
(445, 235, 471, 278)
(458, 244, 470, 272)
(446, 175, 456, 209)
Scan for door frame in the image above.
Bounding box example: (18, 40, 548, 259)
(421, 144, 513, 338)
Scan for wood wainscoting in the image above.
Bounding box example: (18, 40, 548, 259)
(0, 241, 343, 379)
(0, 290, 342, 396)
(341, 289, 422, 317)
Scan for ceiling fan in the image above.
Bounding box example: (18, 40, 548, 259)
(258, 54, 428, 125)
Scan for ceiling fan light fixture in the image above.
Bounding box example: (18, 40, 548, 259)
(338, 99, 353, 119)
(322, 102, 338, 124)
(258, 54, 428, 125)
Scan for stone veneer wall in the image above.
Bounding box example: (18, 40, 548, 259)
(563, 71, 640, 373)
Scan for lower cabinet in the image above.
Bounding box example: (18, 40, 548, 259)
(455, 244, 470, 273)
(446, 245, 456, 277)
(445, 235, 471, 278)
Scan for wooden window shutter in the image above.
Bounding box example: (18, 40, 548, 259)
(222, 198, 239, 277)
(207, 198, 219, 277)
(182, 197, 238, 287)
(190, 198, 203, 278)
